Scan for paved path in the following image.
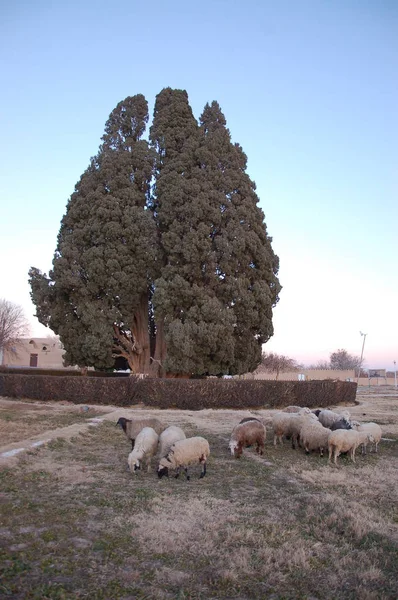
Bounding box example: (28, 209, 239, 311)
(0, 406, 132, 466)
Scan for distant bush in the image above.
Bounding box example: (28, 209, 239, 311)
(0, 373, 357, 409)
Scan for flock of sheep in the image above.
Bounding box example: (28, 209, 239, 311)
(116, 417, 210, 480)
(229, 407, 382, 465)
(116, 406, 382, 481)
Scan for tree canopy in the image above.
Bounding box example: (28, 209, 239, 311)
(329, 349, 361, 371)
(0, 299, 29, 357)
(29, 88, 281, 376)
(260, 352, 301, 380)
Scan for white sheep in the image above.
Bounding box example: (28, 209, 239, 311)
(229, 420, 266, 458)
(318, 409, 351, 429)
(283, 405, 311, 413)
(117, 417, 167, 449)
(299, 421, 331, 456)
(328, 429, 374, 465)
(272, 409, 317, 448)
(157, 426, 186, 459)
(352, 422, 382, 454)
(127, 427, 159, 473)
(157, 436, 210, 481)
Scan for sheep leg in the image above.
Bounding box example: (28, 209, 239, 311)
(184, 468, 190, 481)
(174, 467, 180, 479)
(350, 448, 356, 463)
(200, 462, 207, 478)
(131, 440, 135, 450)
(334, 449, 340, 465)
(375, 442, 378, 453)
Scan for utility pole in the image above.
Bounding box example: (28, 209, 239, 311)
(356, 331, 367, 384)
(394, 360, 397, 389)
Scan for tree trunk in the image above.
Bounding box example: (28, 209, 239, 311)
(149, 317, 167, 377)
(112, 292, 151, 375)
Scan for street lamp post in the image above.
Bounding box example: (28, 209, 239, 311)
(394, 361, 397, 389)
(357, 331, 367, 384)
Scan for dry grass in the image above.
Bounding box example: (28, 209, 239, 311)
(0, 389, 397, 599)
(0, 399, 112, 446)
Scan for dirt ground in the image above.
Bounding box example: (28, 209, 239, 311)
(1, 385, 397, 467)
(0, 387, 397, 599)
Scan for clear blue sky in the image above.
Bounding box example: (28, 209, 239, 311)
(0, 0, 397, 369)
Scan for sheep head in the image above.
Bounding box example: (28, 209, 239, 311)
(158, 457, 172, 479)
(116, 417, 130, 433)
(228, 440, 242, 458)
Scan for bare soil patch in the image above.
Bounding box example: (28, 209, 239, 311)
(0, 390, 397, 599)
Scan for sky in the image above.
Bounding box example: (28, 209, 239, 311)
(0, 0, 397, 370)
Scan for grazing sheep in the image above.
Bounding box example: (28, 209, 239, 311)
(157, 437, 210, 481)
(328, 429, 374, 465)
(352, 422, 382, 454)
(116, 417, 167, 449)
(300, 421, 331, 456)
(127, 427, 159, 473)
(272, 412, 295, 446)
(287, 412, 319, 449)
(329, 418, 352, 431)
(318, 409, 351, 429)
(272, 410, 317, 448)
(229, 420, 266, 458)
(157, 426, 186, 458)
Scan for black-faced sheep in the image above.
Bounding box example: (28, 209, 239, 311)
(157, 426, 186, 459)
(229, 420, 266, 458)
(329, 418, 352, 431)
(127, 427, 159, 473)
(116, 417, 167, 449)
(157, 437, 210, 481)
(328, 429, 374, 465)
(318, 409, 351, 429)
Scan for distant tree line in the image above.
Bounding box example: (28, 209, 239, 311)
(260, 348, 363, 379)
(29, 89, 281, 377)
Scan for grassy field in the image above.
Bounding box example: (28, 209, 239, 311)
(0, 390, 397, 599)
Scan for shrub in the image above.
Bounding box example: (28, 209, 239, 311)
(0, 374, 357, 409)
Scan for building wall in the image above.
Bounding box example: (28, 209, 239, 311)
(1, 338, 69, 369)
(244, 369, 356, 381)
(245, 370, 397, 387)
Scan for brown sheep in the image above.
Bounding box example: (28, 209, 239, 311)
(228, 420, 266, 459)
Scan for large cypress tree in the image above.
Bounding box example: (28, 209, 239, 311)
(149, 88, 235, 376)
(197, 101, 281, 373)
(29, 88, 281, 376)
(150, 95, 280, 375)
(29, 95, 159, 372)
